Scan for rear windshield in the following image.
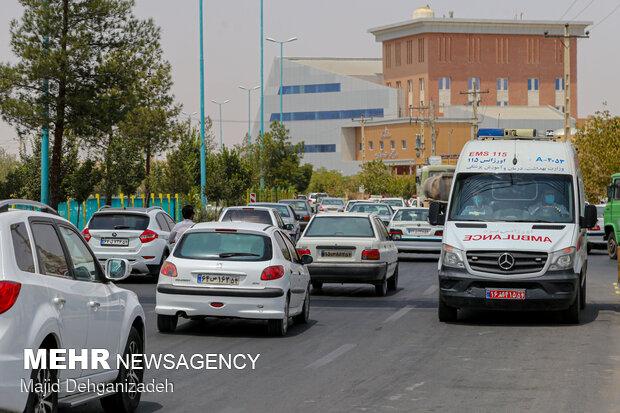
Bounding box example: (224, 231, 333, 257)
(174, 231, 272, 261)
(221, 209, 272, 225)
(305, 217, 374, 238)
(350, 204, 391, 215)
(257, 204, 291, 217)
(384, 199, 404, 207)
(281, 200, 308, 212)
(394, 209, 429, 222)
(322, 198, 344, 206)
(89, 213, 149, 230)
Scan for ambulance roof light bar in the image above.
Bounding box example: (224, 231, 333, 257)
(477, 128, 540, 140)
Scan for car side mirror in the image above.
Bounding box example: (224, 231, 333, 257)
(284, 223, 294, 231)
(581, 204, 597, 229)
(105, 259, 131, 282)
(300, 254, 313, 265)
(428, 201, 446, 226)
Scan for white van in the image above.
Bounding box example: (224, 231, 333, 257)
(429, 132, 597, 324)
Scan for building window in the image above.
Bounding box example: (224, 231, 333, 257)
(407, 79, 413, 107)
(419, 78, 425, 92)
(468, 77, 481, 91)
(359, 142, 363, 151)
(527, 78, 539, 91)
(395, 81, 401, 89)
(497, 101, 509, 107)
(495, 38, 509, 64)
(385, 43, 392, 69)
(496, 78, 508, 91)
(395, 42, 402, 67)
(438, 77, 451, 90)
(438, 36, 452, 62)
(390, 140, 395, 150)
(467, 36, 481, 63)
(555, 77, 565, 91)
(554, 39, 563, 64)
(303, 144, 336, 153)
(401, 139, 407, 149)
(418, 38, 425, 63)
(380, 141, 384, 150)
(280, 83, 341, 95)
(406, 40, 413, 64)
(269, 108, 384, 122)
(386, 82, 391, 87)
(368, 141, 374, 150)
(526, 38, 540, 64)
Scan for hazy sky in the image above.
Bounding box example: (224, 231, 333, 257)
(1, 0, 619, 154)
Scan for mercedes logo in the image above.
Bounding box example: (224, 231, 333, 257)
(498, 253, 515, 271)
(112, 232, 117, 238)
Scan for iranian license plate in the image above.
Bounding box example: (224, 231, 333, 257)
(197, 274, 240, 286)
(407, 228, 428, 235)
(100, 238, 129, 247)
(486, 289, 526, 300)
(321, 250, 352, 258)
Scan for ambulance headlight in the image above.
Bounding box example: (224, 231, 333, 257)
(548, 247, 576, 271)
(442, 244, 465, 269)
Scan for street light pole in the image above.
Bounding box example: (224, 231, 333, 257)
(259, 0, 265, 190)
(211, 99, 230, 149)
(239, 85, 260, 144)
(198, 0, 207, 208)
(40, 0, 49, 205)
(266, 36, 298, 122)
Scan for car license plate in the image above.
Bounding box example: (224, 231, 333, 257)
(485, 289, 526, 300)
(321, 250, 352, 258)
(197, 274, 240, 286)
(100, 238, 129, 247)
(407, 228, 428, 235)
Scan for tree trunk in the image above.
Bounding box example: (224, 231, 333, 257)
(144, 144, 151, 207)
(48, 0, 70, 209)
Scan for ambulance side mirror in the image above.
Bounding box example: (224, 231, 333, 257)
(429, 201, 446, 226)
(581, 204, 597, 229)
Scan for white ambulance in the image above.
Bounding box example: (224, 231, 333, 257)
(429, 129, 597, 324)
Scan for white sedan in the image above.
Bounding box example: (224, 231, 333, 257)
(156, 222, 311, 336)
(296, 213, 399, 296)
(388, 207, 443, 253)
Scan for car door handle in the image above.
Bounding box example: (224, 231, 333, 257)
(52, 297, 66, 307)
(88, 301, 101, 310)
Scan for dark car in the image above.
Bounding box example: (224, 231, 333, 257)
(280, 199, 313, 230)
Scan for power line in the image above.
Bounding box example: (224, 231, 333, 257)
(559, 0, 579, 20)
(571, 0, 595, 20)
(591, 1, 620, 29)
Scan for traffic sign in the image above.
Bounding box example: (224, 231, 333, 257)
(249, 193, 257, 203)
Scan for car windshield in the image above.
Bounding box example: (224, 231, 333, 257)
(350, 204, 391, 215)
(448, 173, 575, 223)
(281, 201, 308, 212)
(258, 204, 291, 217)
(175, 231, 272, 261)
(221, 209, 272, 225)
(394, 209, 429, 222)
(383, 199, 404, 207)
(305, 217, 374, 238)
(322, 198, 344, 206)
(596, 206, 605, 218)
(88, 213, 149, 230)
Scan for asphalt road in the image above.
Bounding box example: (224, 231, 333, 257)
(69, 251, 620, 413)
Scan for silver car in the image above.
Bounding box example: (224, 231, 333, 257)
(318, 197, 346, 213)
(251, 203, 301, 242)
(349, 202, 394, 226)
(388, 207, 443, 253)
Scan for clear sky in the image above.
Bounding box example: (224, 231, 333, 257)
(1, 0, 619, 154)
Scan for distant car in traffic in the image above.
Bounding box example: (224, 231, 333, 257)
(317, 197, 345, 213)
(218, 206, 296, 241)
(388, 207, 443, 253)
(348, 202, 394, 226)
(308, 192, 328, 211)
(83, 206, 175, 278)
(296, 213, 399, 296)
(382, 197, 406, 210)
(155, 221, 312, 336)
(250, 202, 301, 242)
(587, 204, 606, 253)
(279, 199, 313, 230)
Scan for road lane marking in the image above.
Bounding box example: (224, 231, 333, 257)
(406, 382, 426, 391)
(306, 343, 356, 369)
(383, 306, 414, 323)
(423, 285, 438, 296)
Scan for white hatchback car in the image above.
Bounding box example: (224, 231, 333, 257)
(155, 222, 312, 336)
(83, 206, 175, 278)
(388, 207, 443, 253)
(0, 200, 145, 413)
(219, 206, 297, 242)
(296, 213, 399, 296)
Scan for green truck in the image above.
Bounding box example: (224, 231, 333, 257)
(604, 173, 620, 259)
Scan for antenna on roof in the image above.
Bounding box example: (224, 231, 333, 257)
(449, 11, 454, 18)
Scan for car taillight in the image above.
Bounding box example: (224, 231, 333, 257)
(389, 229, 403, 236)
(296, 248, 311, 256)
(160, 261, 177, 277)
(434, 230, 444, 236)
(82, 228, 91, 242)
(0, 281, 21, 315)
(260, 265, 285, 281)
(362, 249, 380, 260)
(318, 205, 325, 212)
(592, 224, 600, 231)
(140, 229, 158, 243)
(303, 215, 310, 222)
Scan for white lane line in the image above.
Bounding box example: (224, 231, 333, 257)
(306, 343, 357, 369)
(383, 305, 414, 323)
(423, 284, 438, 296)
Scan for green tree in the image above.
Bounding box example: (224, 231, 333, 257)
(574, 110, 620, 202)
(357, 160, 393, 195)
(307, 168, 351, 196)
(0, 148, 19, 183)
(206, 147, 253, 207)
(67, 159, 101, 227)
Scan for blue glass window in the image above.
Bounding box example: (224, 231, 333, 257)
(528, 78, 539, 91)
(279, 83, 341, 95)
(468, 77, 481, 90)
(270, 108, 384, 122)
(555, 77, 564, 91)
(304, 144, 336, 153)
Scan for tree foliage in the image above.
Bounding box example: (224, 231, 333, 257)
(357, 160, 392, 195)
(307, 168, 354, 197)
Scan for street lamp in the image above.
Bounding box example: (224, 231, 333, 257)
(266, 36, 298, 122)
(211, 99, 230, 149)
(181, 111, 198, 136)
(238, 85, 260, 145)
(198, 0, 207, 208)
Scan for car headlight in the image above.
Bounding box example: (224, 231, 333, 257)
(548, 247, 576, 271)
(442, 244, 465, 269)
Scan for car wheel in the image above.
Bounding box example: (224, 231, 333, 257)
(564, 282, 581, 324)
(580, 276, 587, 310)
(157, 314, 178, 333)
(100, 327, 143, 413)
(608, 231, 618, 260)
(438, 293, 458, 322)
(311, 281, 323, 291)
(24, 347, 58, 413)
(375, 277, 387, 297)
(293, 287, 311, 324)
(267, 297, 289, 336)
(387, 264, 399, 291)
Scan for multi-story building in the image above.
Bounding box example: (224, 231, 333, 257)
(369, 6, 591, 117)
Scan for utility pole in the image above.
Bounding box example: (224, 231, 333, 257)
(198, 0, 207, 208)
(459, 79, 489, 139)
(544, 25, 590, 141)
(412, 101, 438, 156)
(40, 10, 50, 205)
(352, 116, 371, 162)
(211, 99, 230, 149)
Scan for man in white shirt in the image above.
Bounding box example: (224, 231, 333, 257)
(170, 205, 195, 243)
